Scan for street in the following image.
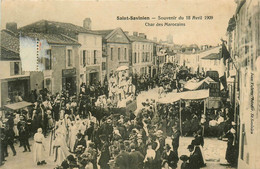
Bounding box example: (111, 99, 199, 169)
(2, 88, 236, 169)
(1, 135, 236, 169)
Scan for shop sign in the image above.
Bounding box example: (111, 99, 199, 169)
(250, 72, 255, 134)
(62, 68, 76, 77)
(209, 82, 220, 97)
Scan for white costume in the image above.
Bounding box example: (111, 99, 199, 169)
(68, 123, 78, 152)
(144, 148, 156, 162)
(33, 129, 45, 163)
(53, 132, 70, 164)
(13, 114, 20, 137)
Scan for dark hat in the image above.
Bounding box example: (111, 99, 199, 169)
(180, 155, 189, 161)
(187, 144, 194, 149)
(99, 134, 106, 140)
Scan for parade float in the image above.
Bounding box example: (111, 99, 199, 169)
(95, 66, 137, 117)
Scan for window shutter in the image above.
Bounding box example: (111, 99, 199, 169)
(97, 51, 100, 64)
(91, 51, 94, 65)
(80, 50, 83, 66)
(20, 62, 25, 75)
(10, 62, 14, 76)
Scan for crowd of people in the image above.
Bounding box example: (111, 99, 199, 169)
(0, 66, 239, 168)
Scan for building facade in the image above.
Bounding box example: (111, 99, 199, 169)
(0, 29, 30, 107)
(128, 32, 154, 76)
(228, 1, 260, 169)
(93, 28, 131, 79)
(21, 32, 81, 96)
(78, 32, 102, 86)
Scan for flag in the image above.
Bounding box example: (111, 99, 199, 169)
(221, 42, 231, 65)
(219, 42, 230, 90)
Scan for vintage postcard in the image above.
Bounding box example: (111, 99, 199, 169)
(0, 0, 259, 169)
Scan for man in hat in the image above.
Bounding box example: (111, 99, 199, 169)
(225, 127, 237, 166)
(20, 121, 31, 152)
(98, 135, 110, 169)
(5, 124, 16, 156)
(161, 144, 179, 169)
(100, 118, 113, 142)
(114, 144, 130, 169)
(171, 126, 180, 157)
(129, 143, 144, 169)
(74, 133, 87, 153)
(0, 124, 7, 165)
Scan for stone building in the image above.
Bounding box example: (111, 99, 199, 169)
(128, 32, 154, 76)
(19, 19, 103, 92)
(92, 28, 131, 79)
(226, 0, 260, 168)
(0, 27, 30, 107)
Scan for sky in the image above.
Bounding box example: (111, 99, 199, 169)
(1, 0, 237, 46)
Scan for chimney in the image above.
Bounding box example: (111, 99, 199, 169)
(153, 37, 157, 42)
(124, 31, 129, 36)
(83, 18, 91, 30)
(6, 22, 17, 33)
(139, 33, 146, 39)
(133, 32, 138, 36)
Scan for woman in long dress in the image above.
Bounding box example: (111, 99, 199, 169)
(33, 128, 47, 165)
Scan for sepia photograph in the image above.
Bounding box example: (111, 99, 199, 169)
(0, 0, 259, 169)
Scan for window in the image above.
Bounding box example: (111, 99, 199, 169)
(83, 50, 86, 67)
(134, 52, 137, 64)
(94, 50, 97, 64)
(147, 52, 150, 62)
(118, 48, 121, 60)
(87, 51, 90, 65)
(14, 62, 20, 75)
(143, 45, 144, 50)
(142, 52, 145, 62)
(111, 48, 113, 60)
(45, 49, 52, 70)
(67, 49, 73, 67)
(124, 48, 127, 60)
(102, 62, 106, 70)
(45, 78, 52, 92)
(10, 62, 21, 76)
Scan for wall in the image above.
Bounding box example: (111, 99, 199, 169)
(52, 45, 66, 93)
(237, 1, 260, 169)
(78, 33, 102, 85)
(131, 41, 153, 75)
(106, 43, 130, 75)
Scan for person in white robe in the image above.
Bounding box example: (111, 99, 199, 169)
(68, 122, 78, 152)
(13, 114, 20, 137)
(33, 128, 47, 165)
(53, 130, 70, 164)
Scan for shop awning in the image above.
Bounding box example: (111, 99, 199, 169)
(4, 101, 33, 110)
(158, 89, 209, 104)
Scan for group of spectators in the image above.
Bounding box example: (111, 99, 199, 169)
(0, 85, 208, 169)
(0, 66, 238, 168)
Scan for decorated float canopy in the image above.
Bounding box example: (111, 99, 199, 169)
(184, 77, 215, 91)
(4, 101, 33, 111)
(157, 89, 210, 104)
